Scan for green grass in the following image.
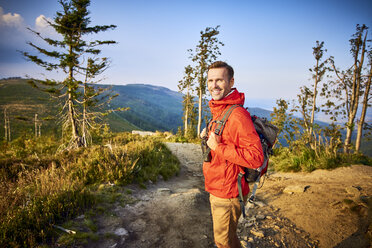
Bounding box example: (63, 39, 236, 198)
(271, 146, 372, 172)
(0, 132, 180, 247)
(57, 231, 99, 246)
(83, 218, 97, 232)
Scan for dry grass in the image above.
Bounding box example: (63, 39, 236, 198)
(0, 132, 180, 247)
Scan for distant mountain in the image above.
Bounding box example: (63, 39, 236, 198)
(246, 107, 273, 120)
(0, 79, 185, 138)
(108, 84, 184, 132)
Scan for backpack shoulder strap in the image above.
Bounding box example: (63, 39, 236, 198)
(214, 104, 241, 136)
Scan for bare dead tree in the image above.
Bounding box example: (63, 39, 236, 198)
(4, 108, 10, 142)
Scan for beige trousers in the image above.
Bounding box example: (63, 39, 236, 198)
(209, 194, 247, 248)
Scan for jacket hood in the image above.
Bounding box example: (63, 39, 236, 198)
(209, 88, 245, 117)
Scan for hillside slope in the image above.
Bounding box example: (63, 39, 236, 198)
(109, 84, 183, 132)
(0, 79, 184, 138)
(0, 78, 58, 138)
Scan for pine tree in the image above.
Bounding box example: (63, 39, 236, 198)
(22, 0, 116, 148)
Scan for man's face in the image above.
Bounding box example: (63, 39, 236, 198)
(207, 68, 234, 101)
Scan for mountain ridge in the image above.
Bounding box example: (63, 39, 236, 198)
(0, 78, 334, 135)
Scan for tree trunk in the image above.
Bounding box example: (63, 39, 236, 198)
(7, 117, 10, 141)
(197, 87, 202, 137)
(4, 109, 6, 141)
(68, 92, 80, 145)
(82, 107, 87, 147)
(35, 113, 38, 137)
(344, 120, 353, 153)
(355, 63, 371, 152)
(184, 85, 190, 137)
(68, 68, 81, 146)
(309, 59, 319, 144)
(344, 75, 357, 153)
(68, 46, 82, 148)
(343, 30, 367, 154)
(184, 107, 188, 137)
(82, 83, 87, 147)
(344, 100, 359, 153)
(4, 108, 8, 141)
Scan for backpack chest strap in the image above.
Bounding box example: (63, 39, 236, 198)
(213, 104, 241, 136)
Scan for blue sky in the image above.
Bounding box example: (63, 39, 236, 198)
(0, 0, 371, 110)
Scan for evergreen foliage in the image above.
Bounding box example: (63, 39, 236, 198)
(21, 0, 118, 149)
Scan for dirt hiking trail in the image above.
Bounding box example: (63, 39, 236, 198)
(75, 143, 371, 248)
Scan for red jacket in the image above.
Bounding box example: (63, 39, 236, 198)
(203, 89, 264, 199)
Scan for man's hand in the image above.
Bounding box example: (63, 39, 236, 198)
(207, 132, 221, 151)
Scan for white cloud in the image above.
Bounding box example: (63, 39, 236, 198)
(35, 14, 52, 30)
(0, 6, 24, 29)
(34, 14, 59, 38)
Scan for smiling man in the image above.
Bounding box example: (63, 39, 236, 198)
(202, 61, 264, 248)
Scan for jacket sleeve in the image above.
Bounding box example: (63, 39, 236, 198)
(213, 108, 264, 169)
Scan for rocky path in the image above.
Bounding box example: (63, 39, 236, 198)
(76, 143, 371, 248)
(83, 143, 215, 248)
(117, 143, 215, 248)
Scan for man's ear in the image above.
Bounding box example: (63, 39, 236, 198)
(230, 77, 235, 87)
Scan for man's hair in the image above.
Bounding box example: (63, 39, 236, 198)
(208, 61, 234, 81)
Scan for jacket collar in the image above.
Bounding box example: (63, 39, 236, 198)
(209, 88, 245, 117)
